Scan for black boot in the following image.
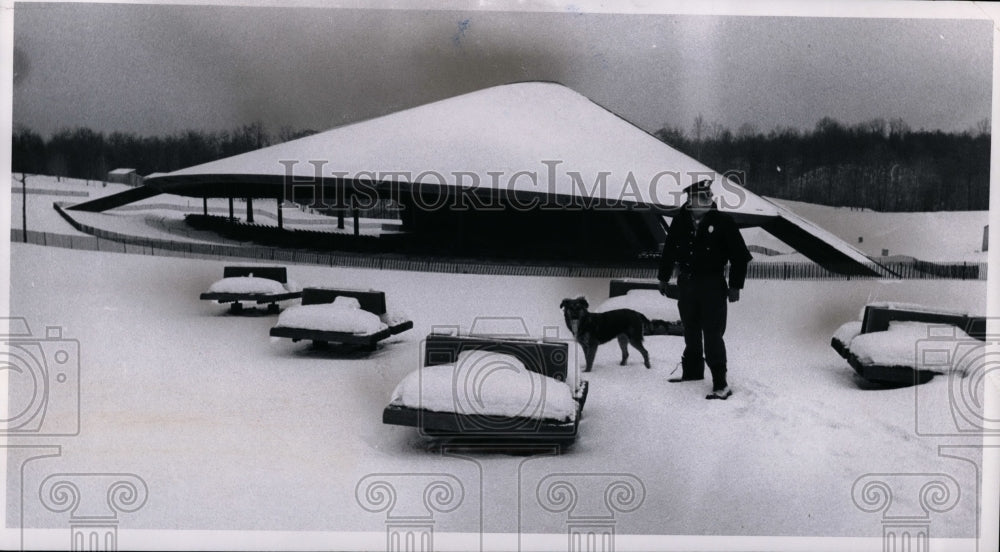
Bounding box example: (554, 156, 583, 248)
(705, 364, 729, 398)
(668, 375, 705, 383)
(668, 358, 705, 382)
(706, 386, 732, 400)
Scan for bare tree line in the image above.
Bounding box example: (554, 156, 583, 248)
(655, 115, 990, 211)
(11, 115, 990, 211)
(11, 123, 316, 183)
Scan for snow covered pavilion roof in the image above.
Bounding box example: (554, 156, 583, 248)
(146, 82, 773, 215)
(137, 81, 885, 276)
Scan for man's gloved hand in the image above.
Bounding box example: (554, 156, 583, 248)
(728, 288, 741, 303)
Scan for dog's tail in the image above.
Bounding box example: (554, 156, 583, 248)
(640, 313, 652, 336)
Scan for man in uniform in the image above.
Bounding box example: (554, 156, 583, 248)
(657, 179, 752, 400)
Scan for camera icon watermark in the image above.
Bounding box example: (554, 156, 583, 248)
(356, 473, 465, 552)
(404, 316, 581, 440)
(912, 321, 999, 436)
(851, 473, 961, 552)
(37, 472, 149, 552)
(1, 317, 81, 436)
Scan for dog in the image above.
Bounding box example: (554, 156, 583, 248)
(560, 296, 651, 372)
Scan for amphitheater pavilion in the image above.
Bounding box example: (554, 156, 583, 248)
(70, 81, 887, 276)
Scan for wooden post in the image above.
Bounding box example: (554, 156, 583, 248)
(276, 198, 283, 229)
(203, 197, 208, 216)
(338, 207, 345, 229)
(228, 197, 234, 220)
(247, 197, 254, 223)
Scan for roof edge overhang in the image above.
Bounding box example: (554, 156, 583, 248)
(144, 172, 695, 213)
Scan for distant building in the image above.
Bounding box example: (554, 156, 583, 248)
(107, 168, 143, 187)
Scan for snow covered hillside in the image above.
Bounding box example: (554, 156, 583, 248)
(765, 198, 988, 262)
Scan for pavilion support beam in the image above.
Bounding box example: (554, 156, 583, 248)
(277, 198, 283, 229)
(228, 197, 234, 220)
(203, 197, 208, 215)
(247, 197, 254, 223)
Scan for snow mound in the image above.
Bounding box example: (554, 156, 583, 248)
(594, 289, 680, 322)
(275, 303, 388, 335)
(208, 276, 288, 295)
(380, 309, 411, 328)
(389, 350, 577, 421)
(832, 321, 863, 345)
(849, 321, 978, 371)
(594, 289, 681, 322)
(331, 295, 361, 310)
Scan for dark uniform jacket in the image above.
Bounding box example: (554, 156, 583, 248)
(657, 204, 753, 290)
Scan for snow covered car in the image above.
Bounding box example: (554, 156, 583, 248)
(200, 266, 302, 313)
(382, 332, 588, 443)
(831, 302, 985, 386)
(269, 287, 412, 351)
(602, 279, 683, 336)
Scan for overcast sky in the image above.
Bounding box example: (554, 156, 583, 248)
(11, 3, 993, 138)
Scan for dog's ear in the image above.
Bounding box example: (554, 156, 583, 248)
(559, 298, 570, 309)
(579, 297, 589, 309)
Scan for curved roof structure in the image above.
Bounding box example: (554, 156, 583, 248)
(145, 82, 774, 215)
(80, 81, 887, 275)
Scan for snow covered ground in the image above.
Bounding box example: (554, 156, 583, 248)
(6, 243, 987, 541)
(769, 199, 989, 262)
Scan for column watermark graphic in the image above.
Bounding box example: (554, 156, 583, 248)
(852, 473, 961, 552)
(356, 473, 465, 552)
(38, 473, 149, 552)
(3, 317, 151, 551)
(532, 473, 646, 552)
(913, 321, 999, 436)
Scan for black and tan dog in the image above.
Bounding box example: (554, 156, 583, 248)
(560, 296, 651, 372)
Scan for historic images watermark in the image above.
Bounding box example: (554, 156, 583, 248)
(851, 473, 961, 552)
(912, 320, 999, 436)
(362, 315, 646, 552)
(356, 473, 465, 552)
(276, 160, 750, 213)
(37, 473, 149, 551)
(1, 317, 80, 437)
(529, 472, 646, 552)
(848, 319, 995, 551)
(3, 317, 150, 551)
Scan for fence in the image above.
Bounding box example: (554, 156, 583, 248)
(13, 224, 988, 281)
(10, 187, 91, 197)
(11, 203, 984, 280)
(744, 260, 985, 280)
